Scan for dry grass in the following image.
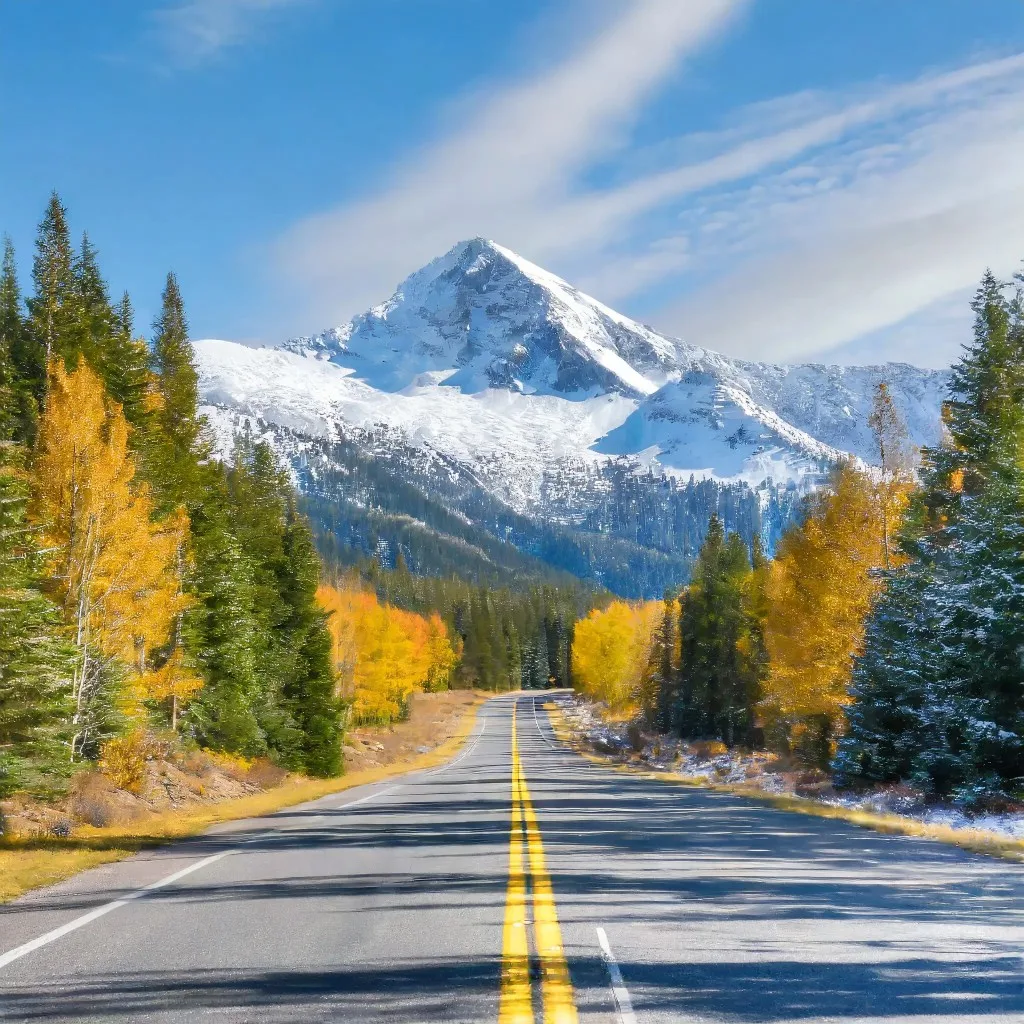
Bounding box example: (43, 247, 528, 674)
(0, 693, 488, 904)
(543, 702, 1024, 864)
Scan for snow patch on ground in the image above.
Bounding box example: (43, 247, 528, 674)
(560, 696, 1024, 844)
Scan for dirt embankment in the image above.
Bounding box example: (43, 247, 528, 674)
(1, 689, 482, 839)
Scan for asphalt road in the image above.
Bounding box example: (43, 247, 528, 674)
(1, 692, 1022, 1023)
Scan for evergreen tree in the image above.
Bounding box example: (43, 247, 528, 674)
(0, 446, 72, 794)
(1, 236, 38, 442)
(151, 272, 208, 507)
(27, 192, 75, 372)
(641, 592, 678, 731)
(839, 271, 1024, 799)
(184, 470, 271, 756)
(70, 232, 114, 374)
(104, 293, 152, 426)
(0, 244, 16, 441)
(279, 497, 342, 776)
(676, 517, 761, 745)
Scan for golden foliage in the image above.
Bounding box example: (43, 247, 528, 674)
(31, 359, 196, 739)
(317, 584, 460, 725)
(98, 731, 148, 794)
(135, 648, 204, 722)
(571, 600, 663, 714)
(762, 462, 910, 744)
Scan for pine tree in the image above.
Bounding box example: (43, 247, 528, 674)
(184, 470, 271, 756)
(278, 498, 341, 776)
(0, 445, 72, 794)
(150, 272, 208, 507)
(1, 236, 39, 442)
(0, 245, 16, 441)
(640, 593, 678, 731)
(27, 193, 75, 372)
(104, 293, 152, 427)
(70, 232, 114, 374)
(676, 516, 761, 745)
(839, 271, 1024, 799)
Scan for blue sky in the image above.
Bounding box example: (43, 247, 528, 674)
(3, 1, 1024, 367)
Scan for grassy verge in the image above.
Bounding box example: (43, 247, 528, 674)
(0, 693, 489, 904)
(543, 702, 1024, 864)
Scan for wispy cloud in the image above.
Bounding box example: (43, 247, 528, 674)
(271, 0, 1024, 368)
(274, 0, 748, 325)
(154, 0, 311, 66)
(654, 58, 1024, 365)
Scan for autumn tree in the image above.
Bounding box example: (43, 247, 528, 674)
(319, 583, 459, 727)
(762, 462, 893, 765)
(31, 359, 194, 757)
(868, 381, 914, 568)
(571, 599, 661, 715)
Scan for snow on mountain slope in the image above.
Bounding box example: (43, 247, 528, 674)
(280, 238, 683, 397)
(596, 371, 849, 481)
(196, 338, 636, 508)
(195, 238, 949, 508)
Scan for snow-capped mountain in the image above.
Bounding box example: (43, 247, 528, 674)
(196, 237, 948, 510)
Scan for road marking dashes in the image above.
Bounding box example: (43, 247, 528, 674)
(596, 927, 638, 1024)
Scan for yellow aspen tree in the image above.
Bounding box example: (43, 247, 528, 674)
(318, 584, 459, 725)
(424, 612, 459, 692)
(572, 600, 661, 715)
(32, 359, 193, 756)
(762, 461, 908, 760)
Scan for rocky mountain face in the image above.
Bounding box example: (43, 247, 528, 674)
(195, 238, 948, 596)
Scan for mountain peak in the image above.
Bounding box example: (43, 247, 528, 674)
(286, 238, 685, 397)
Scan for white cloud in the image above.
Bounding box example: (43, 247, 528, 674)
(274, 0, 748, 325)
(655, 68, 1024, 364)
(154, 0, 310, 65)
(269, 0, 1024, 369)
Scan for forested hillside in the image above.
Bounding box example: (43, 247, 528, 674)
(208, 414, 801, 599)
(573, 271, 1024, 807)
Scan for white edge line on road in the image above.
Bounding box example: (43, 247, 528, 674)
(334, 785, 400, 810)
(0, 850, 230, 971)
(531, 693, 558, 749)
(596, 926, 638, 1024)
(0, 785, 398, 972)
(423, 716, 487, 776)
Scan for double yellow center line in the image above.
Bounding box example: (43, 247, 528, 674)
(500, 704, 578, 1024)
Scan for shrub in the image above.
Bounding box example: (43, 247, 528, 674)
(246, 758, 288, 789)
(690, 740, 728, 759)
(99, 732, 149, 794)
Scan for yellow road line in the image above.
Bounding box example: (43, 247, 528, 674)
(500, 704, 579, 1024)
(499, 707, 532, 1024)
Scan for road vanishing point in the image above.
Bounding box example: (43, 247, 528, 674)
(1, 693, 1022, 1022)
